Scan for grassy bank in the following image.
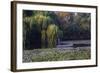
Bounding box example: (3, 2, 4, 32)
(30, 48, 90, 62)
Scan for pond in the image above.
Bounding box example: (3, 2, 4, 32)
(56, 40, 90, 48)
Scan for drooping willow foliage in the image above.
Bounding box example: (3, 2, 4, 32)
(23, 11, 59, 49)
(23, 10, 91, 49)
(46, 24, 59, 48)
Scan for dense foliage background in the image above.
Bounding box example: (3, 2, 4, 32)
(23, 10, 91, 49)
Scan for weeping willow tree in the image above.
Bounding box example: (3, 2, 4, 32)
(23, 16, 34, 49)
(33, 13, 53, 48)
(23, 11, 59, 49)
(46, 24, 59, 48)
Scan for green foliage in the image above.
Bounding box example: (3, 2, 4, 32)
(46, 24, 59, 48)
(73, 13, 91, 30)
(23, 11, 59, 49)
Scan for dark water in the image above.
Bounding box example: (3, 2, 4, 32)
(56, 40, 90, 48)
